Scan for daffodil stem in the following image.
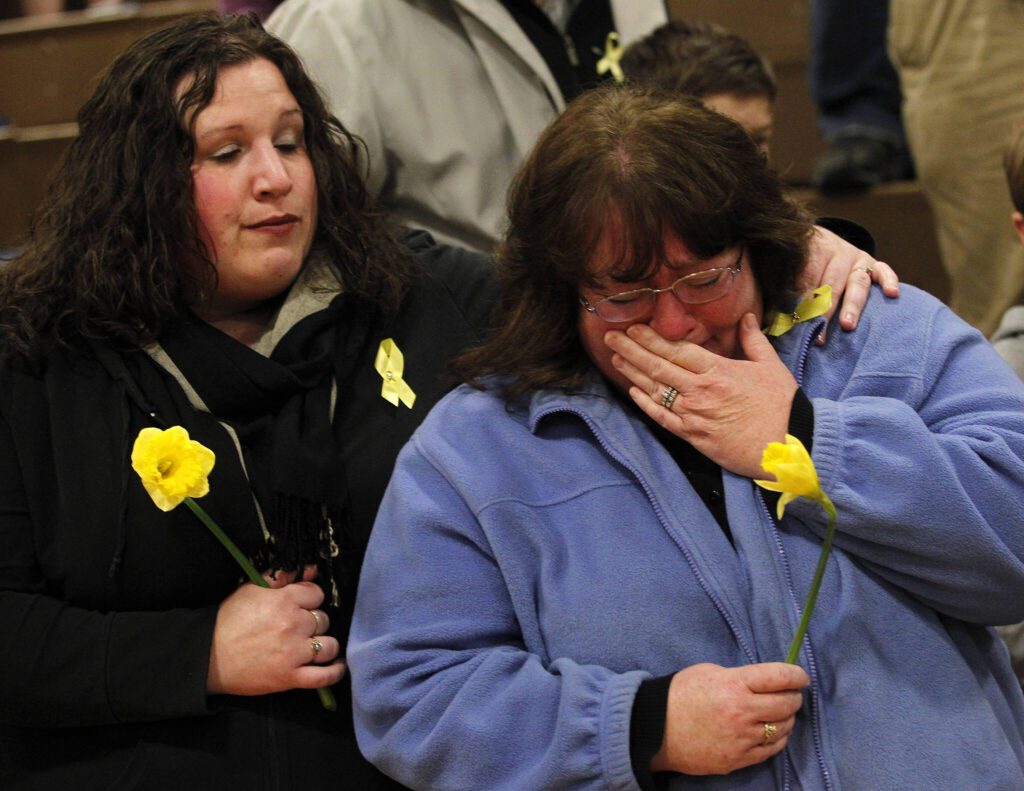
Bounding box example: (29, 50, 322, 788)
(317, 687, 337, 710)
(184, 497, 266, 587)
(785, 497, 837, 665)
(182, 498, 339, 713)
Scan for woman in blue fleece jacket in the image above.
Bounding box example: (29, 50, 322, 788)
(348, 86, 1024, 790)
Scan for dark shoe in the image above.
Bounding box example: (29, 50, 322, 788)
(813, 129, 914, 192)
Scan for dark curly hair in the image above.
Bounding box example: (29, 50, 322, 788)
(0, 12, 415, 361)
(455, 85, 813, 399)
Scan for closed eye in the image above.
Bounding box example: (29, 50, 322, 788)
(604, 289, 649, 305)
(211, 146, 241, 163)
(683, 270, 726, 289)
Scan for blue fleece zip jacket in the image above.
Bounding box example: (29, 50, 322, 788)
(349, 285, 1024, 790)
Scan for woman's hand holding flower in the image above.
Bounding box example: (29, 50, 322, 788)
(607, 313, 797, 478)
(207, 564, 346, 697)
(132, 427, 340, 708)
(652, 662, 809, 775)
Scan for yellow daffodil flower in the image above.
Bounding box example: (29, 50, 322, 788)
(754, 434, 838, 664)
(754, 434, 828, 519)
(129, 425, 337, 711)
(131, 426, 215, 511)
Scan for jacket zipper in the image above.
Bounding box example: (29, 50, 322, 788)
(541, 316, 837, 790)
(767, 317, 835, 791)
(543, 405, 759, 666)
(563, 33, 579, 67)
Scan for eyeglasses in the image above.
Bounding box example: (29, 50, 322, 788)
(579, 247, 745, 323)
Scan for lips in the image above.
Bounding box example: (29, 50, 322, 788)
(244, 213, 299, 230)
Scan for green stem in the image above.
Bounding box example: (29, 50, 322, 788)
(785, 496, 837, 664)
(184, 498, 266, 587)
(183, 497, 337, 712)
(317, 686, 337, 711)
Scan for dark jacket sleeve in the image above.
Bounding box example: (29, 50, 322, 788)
(0, 365, 217, 727)
(816, 216, 876, 256)
(400, 228, 500, 336)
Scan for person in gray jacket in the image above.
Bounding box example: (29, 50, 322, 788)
(266, 0, 669, 252)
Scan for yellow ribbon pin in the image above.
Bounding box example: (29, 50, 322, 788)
(374, 338, 416, 409)
(596, 31, 625, 84)
(764, 285, 833, 337)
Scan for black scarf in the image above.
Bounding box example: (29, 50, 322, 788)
(158, 293, 378, 603)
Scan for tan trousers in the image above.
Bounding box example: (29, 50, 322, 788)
(889, 0, 1024, 335)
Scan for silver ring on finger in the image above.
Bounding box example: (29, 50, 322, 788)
(660, 386, 679, 410)
(309, 608, 323, 637)
(762, 721, 778, 745)
(310, 638, 323, 664)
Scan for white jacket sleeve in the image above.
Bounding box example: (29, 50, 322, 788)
(267, 0, 387, 196)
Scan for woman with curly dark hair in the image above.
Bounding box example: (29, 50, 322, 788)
(0, 12, 496, 790)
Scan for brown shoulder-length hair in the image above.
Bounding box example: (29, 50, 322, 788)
(455, 85, 813, 399)
(0, 12, 414, 362)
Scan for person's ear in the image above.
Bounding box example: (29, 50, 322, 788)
(1012, 211, 1024, 246)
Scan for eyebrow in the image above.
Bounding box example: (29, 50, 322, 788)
(598, 246, 743, 288)
(197, 107, 303, 142)
(655, 245, 744, 275)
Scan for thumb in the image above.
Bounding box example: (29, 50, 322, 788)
(742, 662, 811, 693)
(739, 313, 775, 362)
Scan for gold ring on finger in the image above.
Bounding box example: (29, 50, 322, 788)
(763, 721, 777, 745)
(310, 638, 323, 664)
(309, 608, 322, 637)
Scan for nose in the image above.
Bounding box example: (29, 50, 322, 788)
(646, 288, 697, 341)
(252, 143, 293, 198)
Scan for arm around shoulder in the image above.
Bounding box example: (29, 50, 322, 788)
(0, 390, 219, 726)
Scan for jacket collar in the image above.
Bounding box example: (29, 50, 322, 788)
(764, 314, 827, 386)
(524, 370, 617, 434)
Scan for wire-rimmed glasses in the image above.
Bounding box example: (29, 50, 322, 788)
(579, 247, 745, 323)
